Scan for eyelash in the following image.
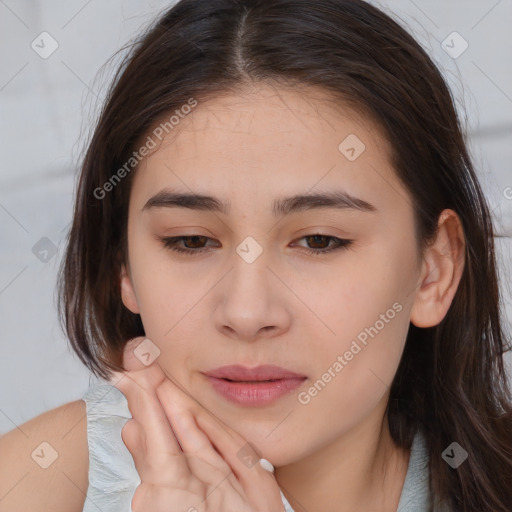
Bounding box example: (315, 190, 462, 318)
(159, 234, 353, 256)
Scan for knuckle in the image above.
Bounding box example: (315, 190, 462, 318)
(189, 476, 208, 497)
(155, 377, 169, 399)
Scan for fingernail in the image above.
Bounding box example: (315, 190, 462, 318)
(259, 458, 274, 473)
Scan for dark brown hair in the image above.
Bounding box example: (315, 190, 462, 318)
(57, 0, 512, 510)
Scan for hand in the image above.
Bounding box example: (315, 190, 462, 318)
(109, 337, 285, 512)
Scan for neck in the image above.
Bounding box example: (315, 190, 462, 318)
(274, 401, 410, 512)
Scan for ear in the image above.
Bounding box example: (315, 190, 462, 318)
(120, 263, 140, 314)
(410, 209, 466, 328)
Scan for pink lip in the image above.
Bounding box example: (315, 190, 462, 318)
(204, 364, 305, 381)
(203, 365, 307, 407)
(205, 376, 306, 406)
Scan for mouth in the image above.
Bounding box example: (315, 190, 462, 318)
(204, 364, 306, 381)
(222, 378, 280, 383)
(202, 364, 307, 406)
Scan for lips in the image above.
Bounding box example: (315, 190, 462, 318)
(203, 365, 307, 406)
(203, 364, 306, 381)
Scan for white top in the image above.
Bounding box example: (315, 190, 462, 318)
(81, 383, 445, 511)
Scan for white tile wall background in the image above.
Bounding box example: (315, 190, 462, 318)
(0, 0, 511, 435)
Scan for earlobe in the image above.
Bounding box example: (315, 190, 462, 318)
(120, 263, 140, 314)
(410, 209, 466, 328)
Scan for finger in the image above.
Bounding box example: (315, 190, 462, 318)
(192, 410, 284, 508)
(185, 452, 245, 497)
(120, 418, 144, 462)
(161, 397, 247, 497)
(108, 336, 163, 389)
(155, 378, 275, 499)
(156, 377, 260, 476)
(110, 360, 167, 398)
(193, 410, 266, 479)
(122, 336, 159, 371)
(111, 369, 189, 484)
(156, 388, 245, 493)
(123, 365, 282, 509)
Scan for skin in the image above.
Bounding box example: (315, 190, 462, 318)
(118, 82, 466, 511)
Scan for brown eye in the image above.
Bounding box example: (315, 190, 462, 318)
(159, 234, 352, 257)
(160, 235, 219, 255)
(181, 236, 208, 249)
(292, 234, 353, 256)
(304, 235, 331, 249)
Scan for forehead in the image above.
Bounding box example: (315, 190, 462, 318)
(129, 83, 406, 217)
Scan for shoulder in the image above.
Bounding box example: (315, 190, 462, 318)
(0, 399, 88, 512)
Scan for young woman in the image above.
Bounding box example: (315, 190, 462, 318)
(1, 1, 511, 511)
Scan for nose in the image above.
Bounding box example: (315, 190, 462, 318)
(213, 247, 292, 343)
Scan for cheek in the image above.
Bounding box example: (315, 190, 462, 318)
(130, 256, 212, 368)
(301, 237, 416, 411)
(288, 313, 408, 461)
(308, 304, 408, 405)
(264, 320, 408, 466)
(306, 238, 414, 343)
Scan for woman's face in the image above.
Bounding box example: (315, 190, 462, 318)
(120, 83, 424, 466)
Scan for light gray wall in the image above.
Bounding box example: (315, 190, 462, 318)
(1, 0, 511, 435)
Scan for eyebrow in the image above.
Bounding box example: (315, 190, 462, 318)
(142, 189, 377, 216)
